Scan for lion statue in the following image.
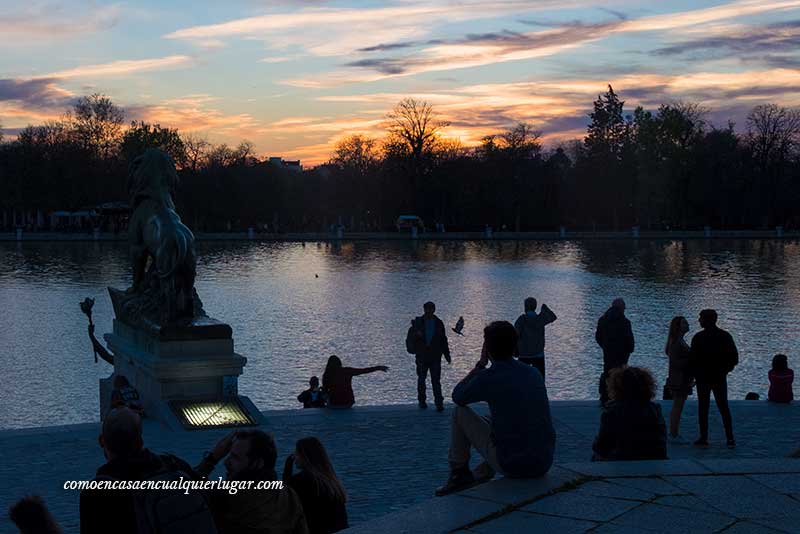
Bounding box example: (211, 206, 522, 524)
(126, 148, 199, 323)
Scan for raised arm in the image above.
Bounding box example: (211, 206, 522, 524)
(88, 325, 114, 365)
(541, 304, 557, 325)
(348, 366, 389, 376)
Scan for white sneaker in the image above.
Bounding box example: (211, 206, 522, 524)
(669, 435, 689, 445)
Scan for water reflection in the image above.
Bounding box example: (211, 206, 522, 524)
(1, 239, 799, 429)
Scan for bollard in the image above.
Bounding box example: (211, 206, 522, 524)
(411, 226, 418, 239)
(485, 226, 493, 239)
(336, 226, 343, 239)
(15, 227, 22, 241)
(632, 226, 640, 238)
(777, 226, 784, 238)
(559, 226, 566, 239)
(704, 225, 711, 238)
(93, 227, 100, 241)
(247, 227, 255, 240)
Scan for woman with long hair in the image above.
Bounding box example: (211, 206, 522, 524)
(283, 437, 348, 534)
(665, 316, 693, 443)
(322, 355, 388, 408)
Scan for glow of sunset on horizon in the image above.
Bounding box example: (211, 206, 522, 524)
(2, 0, 800, 165)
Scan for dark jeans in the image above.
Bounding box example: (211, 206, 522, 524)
(519, 357, 545, 380)
(416, 355, 443, 406)
(696, 376, 734, 441)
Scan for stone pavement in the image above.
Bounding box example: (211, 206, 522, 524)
(1, 401, 798, 532)
(346, 459, 800, 533)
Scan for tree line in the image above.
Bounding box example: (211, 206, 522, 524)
(1, 87, 799, 232)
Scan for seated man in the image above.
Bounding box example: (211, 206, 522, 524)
(80, 408, 211, 534)
(196, 430, 309, 534)
(297, 376, 326, 408)
(436, 321, 556, 496)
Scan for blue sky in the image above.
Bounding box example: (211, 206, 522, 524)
(2, 0, 800, 164)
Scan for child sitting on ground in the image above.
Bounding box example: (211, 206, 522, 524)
(769, 354, 794, 403)
(297, 376, 327, 408)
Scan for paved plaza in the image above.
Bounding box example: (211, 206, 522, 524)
(1, 400, 799, 532)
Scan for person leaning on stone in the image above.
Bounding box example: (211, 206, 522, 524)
(406, 301, 451, 411)
(514, 297, 557, 380)
(436, 321, 556, 496)
(690, 309, 738, 449)
(196, 430, 309, 534)
(595, 298, 635, 405)
(591, 366, 667, 461)
(79, 407, 214, 534)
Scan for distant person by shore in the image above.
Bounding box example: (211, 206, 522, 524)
(283, 437, 348, 534)
(297, 376, 327, 409)
(592, 366, 667, 461)
(514, 297, 557, 380)
(769, 354, 794, 403)
(595, 298, 635, 405)
(665, 316, 694, 443)
(436, 321, 555, 496)
(405, 301, 451, 411)
(322, 355, 388, 409)
(690, 309, 738, 448)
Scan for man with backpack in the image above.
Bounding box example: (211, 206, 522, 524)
(406, 301, 451, 411)
(690, 309, 739, 449)
(595, 298, 635, 405)
(514, 297, 557, 380)
(80, 407, 217, 534)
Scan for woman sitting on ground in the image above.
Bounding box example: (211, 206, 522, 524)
(769, 354, 794, 403)
(592, 366, 667, 461)
(283, 437, 348, 534)
(322, 355, 388, 409)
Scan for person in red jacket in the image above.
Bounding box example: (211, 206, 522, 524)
(768, 354, 794, 403)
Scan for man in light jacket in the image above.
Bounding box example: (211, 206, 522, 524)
(514, 297, 557, 380)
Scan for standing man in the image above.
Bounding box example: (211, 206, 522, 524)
(514, 297, 557, 380)
(595, 298, 635, 405)
(406, 301, 451, 411)
(690, 309, 738, 449)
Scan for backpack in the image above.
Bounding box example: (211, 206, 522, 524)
(406, 319, 421, 354)
(103, 456, 218, 534)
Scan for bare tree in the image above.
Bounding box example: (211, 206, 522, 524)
(747, 103, 800, 168)
(233, 140, 257, 166)
(385, 98, 449, 161)
(182, 134, 211, 172)
(331, 134, 380, 177)
(70, 93, 124, 158)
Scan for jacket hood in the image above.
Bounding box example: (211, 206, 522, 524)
(603, 306, 625, 321)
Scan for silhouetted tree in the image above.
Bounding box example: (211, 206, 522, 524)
(70, 94, 124, 159)
(120, 121, 185, 166)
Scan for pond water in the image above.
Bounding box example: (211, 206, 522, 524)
(2, 239, 799, 429)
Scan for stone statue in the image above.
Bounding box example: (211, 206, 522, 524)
(111, 148, 205, 328)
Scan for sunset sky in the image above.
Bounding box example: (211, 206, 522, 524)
(2, 0, 800, 165)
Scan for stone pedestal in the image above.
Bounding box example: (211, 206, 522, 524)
(101, 316, 263, 430)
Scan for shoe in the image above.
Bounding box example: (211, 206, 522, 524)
(726, 439, 736, 449)
(435, 467, 475, 496)
(436, 404, 444, 412)
(472, 461, 496, 483)
(668, 435, 690, 445)
(693, 438, 709, 448)
(418, 401, 428, 409)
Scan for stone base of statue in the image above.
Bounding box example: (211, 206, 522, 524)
(99, 287, 264, 431)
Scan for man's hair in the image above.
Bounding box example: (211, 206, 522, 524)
(612, 298, 625, 310)
(607, 366, 656, 403)
(524, 297, 537, 312)
(310, 376, 319, 387)
(9, 495, 62, 534)
(700, 309, 718, 326)
(235, 430, 277, 472)
(483, 321, 518, 360)
(423, 301, 435, 311)
(102, 408, 143, 457)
